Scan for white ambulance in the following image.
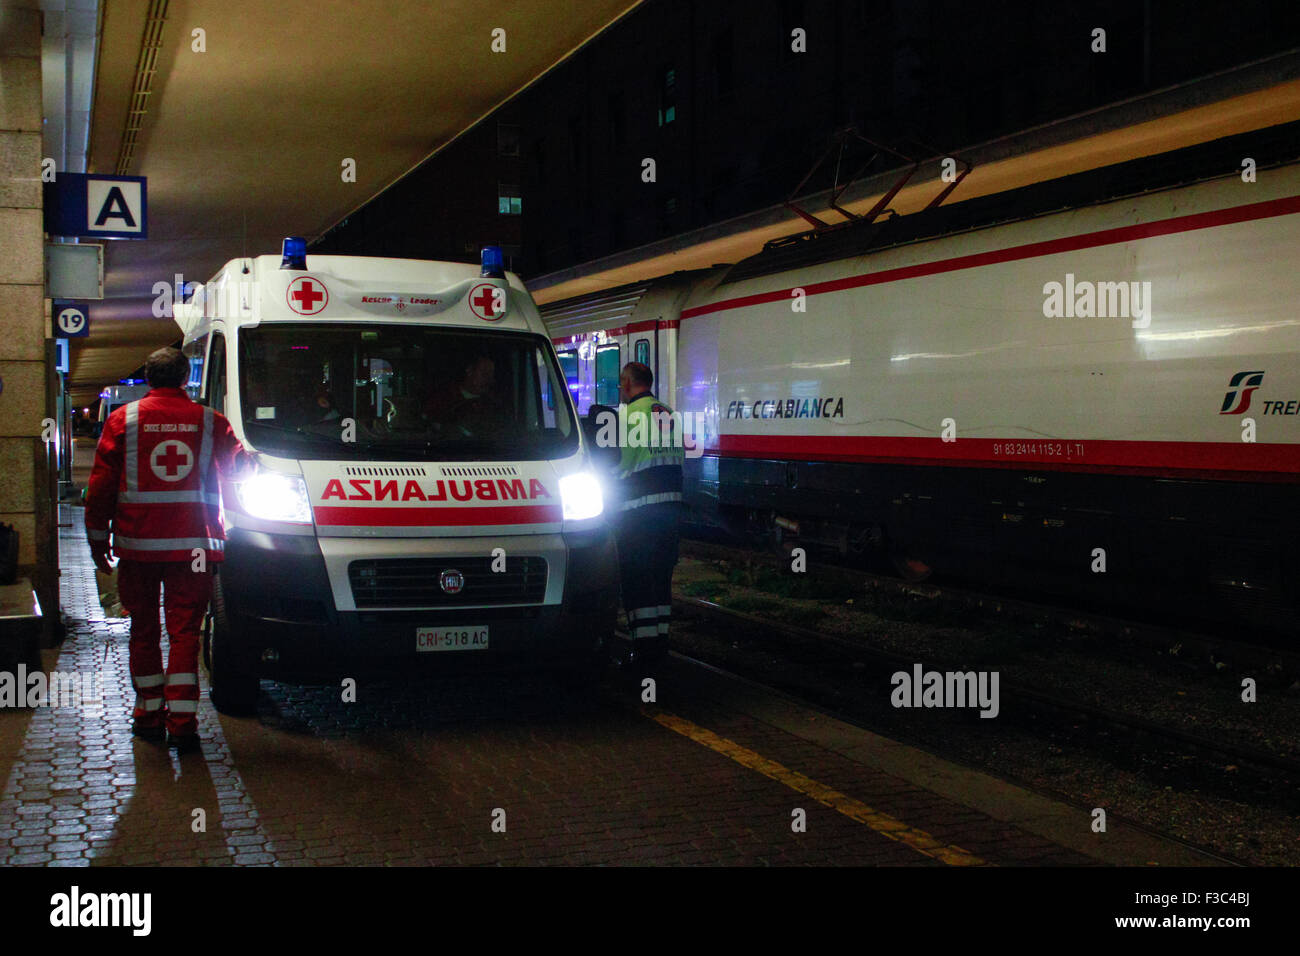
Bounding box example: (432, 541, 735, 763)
(175, 240, 618, 714)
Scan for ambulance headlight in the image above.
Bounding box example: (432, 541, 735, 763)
(237, 472, 312, 524)
(559, 471, 603, 521)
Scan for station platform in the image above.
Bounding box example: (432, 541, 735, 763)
(0, 508, 1216, 867)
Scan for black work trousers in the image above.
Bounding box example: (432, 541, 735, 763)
(614, 502, 681, 649)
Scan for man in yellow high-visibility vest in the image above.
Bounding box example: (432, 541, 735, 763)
(612, 362, 684, 663)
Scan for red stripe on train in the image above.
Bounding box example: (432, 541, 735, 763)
(551, 319, 679, 346)
(314, 505, 564, 526)
(709, 435, 1300, 482)
(681, 194, 1300, 320)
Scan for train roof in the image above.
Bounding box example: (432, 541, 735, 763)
(722, 119, 1300, 286)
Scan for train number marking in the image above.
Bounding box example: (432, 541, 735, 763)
(991, 441, 1085, 459)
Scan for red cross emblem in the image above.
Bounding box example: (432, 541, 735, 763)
(468, 282, 506, 321)
(150, 440, 194, 482)
(287, 277, 329, 314)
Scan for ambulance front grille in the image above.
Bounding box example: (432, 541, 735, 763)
(348, 556, 548, 608)
(344, 466, 428, 477)
(440, 465, 519, 477)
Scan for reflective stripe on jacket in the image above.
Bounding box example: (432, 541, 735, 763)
(615, 393, 684, 513)
(85, 387, 244, 562)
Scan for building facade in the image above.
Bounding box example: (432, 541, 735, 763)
(313, 0, 1300, 280)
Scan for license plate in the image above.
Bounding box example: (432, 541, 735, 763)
(417, 626, 489, 652)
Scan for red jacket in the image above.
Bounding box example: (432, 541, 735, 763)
(85, 387, 244, 562)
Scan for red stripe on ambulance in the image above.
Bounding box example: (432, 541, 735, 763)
(314, 504, 562, 527)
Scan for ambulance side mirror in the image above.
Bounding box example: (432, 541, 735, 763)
(582, 404, 620, 469)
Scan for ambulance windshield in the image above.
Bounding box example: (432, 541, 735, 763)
(237, 324, 577, 461)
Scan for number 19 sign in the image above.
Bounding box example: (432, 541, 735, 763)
(53, 301, 90, 338)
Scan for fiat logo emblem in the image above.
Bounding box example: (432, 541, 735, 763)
(439, 569, 465, 595)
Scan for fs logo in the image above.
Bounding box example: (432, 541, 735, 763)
(1220, 371, 1264, 415)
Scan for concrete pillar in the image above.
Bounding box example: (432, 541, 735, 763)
(0, 3, 59, 633)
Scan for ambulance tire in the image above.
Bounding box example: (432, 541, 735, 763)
(564, 650, 607, 694)
(558, 622, 612, 697)
(207, 570, 260, 716)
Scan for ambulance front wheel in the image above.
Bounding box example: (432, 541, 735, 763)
(206, 569, 260, 716)
(558, 612, 615, 695)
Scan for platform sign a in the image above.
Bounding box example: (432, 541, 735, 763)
(53, 301, 90, 338)
(43, 173, 147, 239)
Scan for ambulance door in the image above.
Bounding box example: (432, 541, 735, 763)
(204, 332, 229, 416)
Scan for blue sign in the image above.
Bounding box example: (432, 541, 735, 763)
(55, 338, 69, 373)
(43, 173, 147, 239)
(52, 300, 90, 337)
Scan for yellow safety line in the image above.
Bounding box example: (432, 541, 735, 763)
(647, 710, 988, 866)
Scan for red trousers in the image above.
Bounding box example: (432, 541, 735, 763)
(117, 560, 212, 735)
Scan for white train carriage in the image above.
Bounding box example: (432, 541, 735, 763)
(543, 125, 1300, 631)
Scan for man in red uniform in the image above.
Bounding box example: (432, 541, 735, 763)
(85, 347, 246, 752)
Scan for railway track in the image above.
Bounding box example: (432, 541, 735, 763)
(671, 594, 1300, 783)
(681, 537, 1300, 683)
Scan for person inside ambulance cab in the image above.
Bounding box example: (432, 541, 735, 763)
(281, 363, 332, 426)
(426, 354, 505, 437)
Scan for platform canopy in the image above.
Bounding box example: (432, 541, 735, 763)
(70, 0, 641, 405)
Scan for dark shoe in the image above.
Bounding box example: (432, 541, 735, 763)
(167, 731, 201, 754)
(131, 722, 166, 743)
(630, 635, 669, 665)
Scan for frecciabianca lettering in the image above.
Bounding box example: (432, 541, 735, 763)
(725, 396, 845, 420)
(320, 477, 551, 503)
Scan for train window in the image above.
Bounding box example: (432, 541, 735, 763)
(557, 350, 578, 392)
(634, 338, 650, 366)
(596, 345, 621, 407)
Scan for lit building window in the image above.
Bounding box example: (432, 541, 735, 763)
(658, 66, 677, 126)
(498, 184, 522, 215)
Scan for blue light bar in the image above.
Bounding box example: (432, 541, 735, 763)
(481, 245, 505, 278)
(281, 236, 307, 270)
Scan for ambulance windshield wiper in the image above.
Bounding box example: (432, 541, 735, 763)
(244, 421, 318, 437)
(351, 438, 501, 458)
(243, 420, 351, 445)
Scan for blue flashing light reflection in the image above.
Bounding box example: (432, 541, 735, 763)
(281, 236, 308, 270)
(481, 245, 505, 278)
